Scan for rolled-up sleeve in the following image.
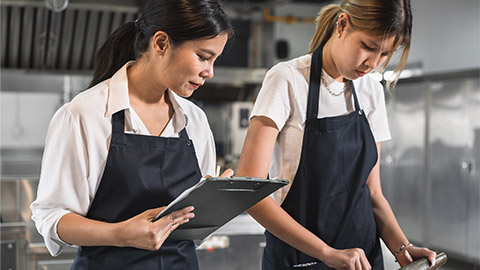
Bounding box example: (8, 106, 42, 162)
(199, 125, 216, 178)
(189, 110, 216, 178)
(31, 103, 91, 256)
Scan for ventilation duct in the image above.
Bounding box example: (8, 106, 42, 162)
(1, 1, 140, 72)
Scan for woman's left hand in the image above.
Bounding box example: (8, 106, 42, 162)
(204, 168, 234, 179)
(397, 245, 437, 267)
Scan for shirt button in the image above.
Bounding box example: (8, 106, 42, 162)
(186, 140, 192, 146)
(358, 110, 364, 115)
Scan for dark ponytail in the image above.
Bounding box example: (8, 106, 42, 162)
(89, 0, 234, 88)
(89, 22, 136, 87)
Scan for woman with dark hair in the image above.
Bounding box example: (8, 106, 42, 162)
(236, 0, 436, 269)
(31, 0, 233, 269)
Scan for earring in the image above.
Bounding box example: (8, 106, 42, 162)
(337, 33, 341, 38)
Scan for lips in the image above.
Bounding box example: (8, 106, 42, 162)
(356, 70, 367, 77)
(189, 82, 203, 90)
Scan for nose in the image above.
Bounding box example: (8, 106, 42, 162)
(364, 53, 382, 70)
(201, 64, 214, 79)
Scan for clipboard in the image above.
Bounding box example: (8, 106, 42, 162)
(152, 176, 288, 240)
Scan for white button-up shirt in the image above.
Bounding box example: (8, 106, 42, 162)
(31, 62, 216, 256)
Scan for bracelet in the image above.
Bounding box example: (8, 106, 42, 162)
(394, 243, 412, 262)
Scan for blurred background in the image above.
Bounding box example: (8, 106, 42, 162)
(1, 0, 479, 269)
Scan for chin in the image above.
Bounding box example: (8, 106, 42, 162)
(173, 89, 195, 98)
(347, 71, 361, 81)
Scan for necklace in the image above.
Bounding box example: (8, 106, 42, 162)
(321, 71, 346, 97)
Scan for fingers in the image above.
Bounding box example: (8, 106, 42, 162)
(428, 253, 437, 266)
(352, 248, 370, 270)
(168, 206, 195, 226)
(154, 206, 194, 229)
(355, 259, 362, 270)
(424, 249, 437, 266)
(408, 246, 435, 264)
(119, 206, 195, 251)
(404, 250, 413, 263)
(204, 168, 234, 179)
(149, 206, 195, 249)
(359, 249, 371, 270)
(220, 168, 234, 177)
(332, 248, 370, 270)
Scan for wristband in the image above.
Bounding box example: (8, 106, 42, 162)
(394, 243, 412, 262)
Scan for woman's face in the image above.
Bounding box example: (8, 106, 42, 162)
(159, 33, 228, 97)
(332, 26, 396, 81)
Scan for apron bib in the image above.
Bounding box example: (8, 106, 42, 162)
(71, 110, 202, 270)
(263, 45, 384, 269)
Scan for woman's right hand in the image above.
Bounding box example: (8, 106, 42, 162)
(322, 247, 371, 270)
(115, 206, 195, 250)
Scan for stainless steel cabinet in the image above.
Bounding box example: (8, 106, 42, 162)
(380, 70, 480, 263)
(381, 81, 428, 243)
(466, 77, 480, 260)
(427, 79, 470, 255)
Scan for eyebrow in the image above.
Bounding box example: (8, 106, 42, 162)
(367, 39, 393, 53)
(367, 40, 380, 48)
(199, 49, 217, 57)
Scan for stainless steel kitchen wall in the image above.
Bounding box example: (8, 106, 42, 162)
(380, 70, 480, 263)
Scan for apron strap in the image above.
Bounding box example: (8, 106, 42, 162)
(179, 128, 188, 139)
(111, 110, 125, 135)
(306, 46, 323, 120)
(112, 110, 191, 140)
(350, 81, 361, 112)
(307, 44, 363, 119)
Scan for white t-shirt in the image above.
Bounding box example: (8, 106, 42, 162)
(250, 54, 391, 204)
(31, 62, 216, 256)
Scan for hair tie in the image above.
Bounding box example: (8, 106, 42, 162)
(134, 18, 146, 32)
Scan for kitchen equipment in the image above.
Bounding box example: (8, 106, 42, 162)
(202, 101, 253, 160)
(398, 252, 447, 270)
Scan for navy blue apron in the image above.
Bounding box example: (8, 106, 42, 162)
(71, 109, 201, 270)
(262, 45, 384, 269)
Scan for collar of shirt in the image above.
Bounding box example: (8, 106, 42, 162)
(104, 61, 188, 135)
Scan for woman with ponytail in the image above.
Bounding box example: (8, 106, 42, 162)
(236, 0, 436, 269)
(31, 0, 233, 268)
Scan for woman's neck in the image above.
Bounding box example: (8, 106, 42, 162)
(127, 59, 168, 106)
(321, 40, 345, 83)
(127, 59, 174, 136)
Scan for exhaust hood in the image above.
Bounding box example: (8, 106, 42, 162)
(1, 0, 146, 72)
(1, 0, 327, 73)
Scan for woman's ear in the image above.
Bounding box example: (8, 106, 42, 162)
(152, 31, 170, 55)
(336, 13, 350, 37)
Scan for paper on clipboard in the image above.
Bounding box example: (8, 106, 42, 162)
(154, 178, 207, 220)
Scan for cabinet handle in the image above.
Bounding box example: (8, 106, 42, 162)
(461, 159, 475, 176)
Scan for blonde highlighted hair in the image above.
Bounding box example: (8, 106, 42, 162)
(310, 0, 413, 88)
